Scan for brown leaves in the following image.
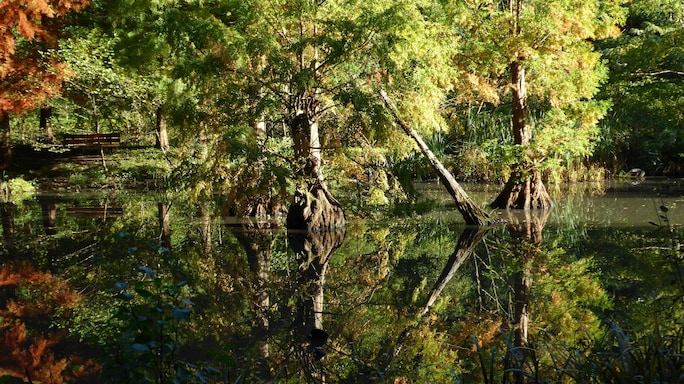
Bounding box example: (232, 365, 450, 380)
(0, 263, 97, 383)
(0, 0, 89, 114)
(0, 320, 84, 384)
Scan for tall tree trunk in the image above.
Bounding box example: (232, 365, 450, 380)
(286, 112, 345, 231)
(155, 105, 170, 151)
(0, 111, 11, 171)
(490, 61, 552, 209)
(491, 1, 552, 210)
(379, 89, 494, 226)
(40, 107, 55, 144)
(511, 61, 529, 146)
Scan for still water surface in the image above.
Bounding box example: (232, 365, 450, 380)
(0, 180, 682, 382)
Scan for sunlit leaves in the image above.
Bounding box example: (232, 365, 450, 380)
(532, 100, 609, 164)
(59, 30, 154, 130)
(0, 0, 89, 115)
(445, 0, 624, 180)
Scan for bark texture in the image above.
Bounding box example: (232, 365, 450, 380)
(490, 170, 552, 209)
(287, 180, 346, 231)
(287, 112, 345, 231)
(491, 60, 552, 210)
(379, 89, 494, 226)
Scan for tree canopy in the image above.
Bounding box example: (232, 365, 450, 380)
(3, 0, 683, 210)
(0, 0, 89, 115)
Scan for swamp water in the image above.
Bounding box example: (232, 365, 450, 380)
(0, 180, 682, 383)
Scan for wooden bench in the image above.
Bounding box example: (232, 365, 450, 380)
(63, 133, 121, 148)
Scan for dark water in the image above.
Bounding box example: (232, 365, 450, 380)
(0, 180, 682, 383)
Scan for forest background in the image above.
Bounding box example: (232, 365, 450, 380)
(1, 0, 683, 218)
(1, 1, 684, 382)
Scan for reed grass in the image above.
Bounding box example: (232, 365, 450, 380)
(463, 322, 684, 383)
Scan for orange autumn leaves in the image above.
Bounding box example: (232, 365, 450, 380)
(0, 0, 89, 114)
(0, 263, 98, 383)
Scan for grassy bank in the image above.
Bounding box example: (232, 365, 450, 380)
(9, 145, 172, 192)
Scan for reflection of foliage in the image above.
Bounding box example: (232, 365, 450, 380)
(536, 252, 612, 339)
(0, 263, 98, 383)
(468, 321, 684, 383)
(103, 266, 221, 383)
(576, 321, 684, 383)
(0, 177, 36, 203)
(451, 221, 613, 382)
(2, 187, 682, 382)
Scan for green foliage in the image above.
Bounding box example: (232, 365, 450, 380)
(170, 134, 292, 209)
(1, 185, 683, 382)
(105, 265, 222, 383)
(33, 148, 171, 191)
(444, 0, 624, 182)
(595, 0, 684, 175)
(0, 177, 36, 203)
(58, 29, 155, 137)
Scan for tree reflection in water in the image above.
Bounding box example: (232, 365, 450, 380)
(1, 201, 17, 258)
(0, 186, 680, 382)
(231, 219, 279, 361)
(289, 228, 345, 381)
(423, 226, 492, 316)
(504, 209, 551, 384)
(231, 219, 344, 382)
